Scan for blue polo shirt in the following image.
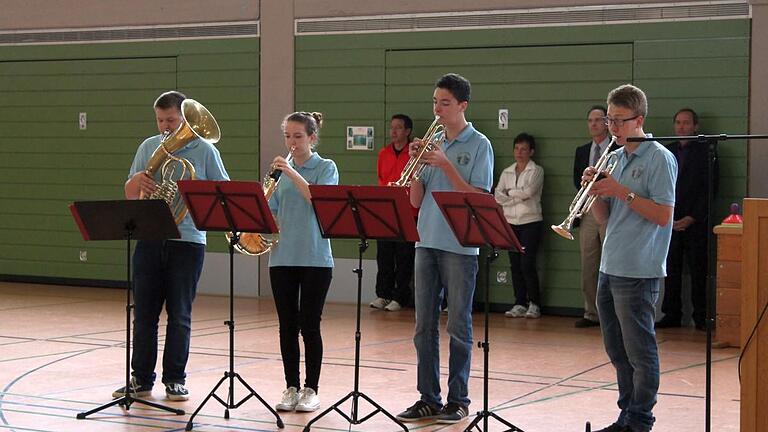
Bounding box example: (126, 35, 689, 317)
(600, 136, 677, 278)
(128, 135, 230, 244)
(268, 152, 339, 268)
(416, 123, 494, 255)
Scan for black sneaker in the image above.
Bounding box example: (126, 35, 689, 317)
(574, 318, 600, 328)
(436, 402, 469, 424)
(165, 382, 189, 401)
(592, 422, 631, 432)
(655, 316, 681, 328)
(396, 400, 442, 422)
(112, 377, 152, 398)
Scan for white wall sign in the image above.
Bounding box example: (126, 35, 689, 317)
(346, 126, 374, 150)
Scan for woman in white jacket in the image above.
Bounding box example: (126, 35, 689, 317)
(494, 133, 544, 319)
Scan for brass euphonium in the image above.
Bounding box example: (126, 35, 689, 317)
(551, 137, 619, 240)
(226, 149, 294, 256)
(141, 99, 221, 224)
(394, 116, 444, 187)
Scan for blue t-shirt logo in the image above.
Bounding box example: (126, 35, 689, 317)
(456, 152, 471, 166)
(631, 165, 644, 179)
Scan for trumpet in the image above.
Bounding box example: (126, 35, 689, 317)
(225, 149, 294, 255)
(551, 137, 619, 240)
(394, 116, 444, 187)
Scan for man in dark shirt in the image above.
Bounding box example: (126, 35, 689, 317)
(656, 108, 716, 330)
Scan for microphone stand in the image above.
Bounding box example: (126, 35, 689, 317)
(627, 133, 768, 432)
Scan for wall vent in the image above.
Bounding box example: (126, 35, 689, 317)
(295, 1, 749, 35)
(0, 21, 259, 46)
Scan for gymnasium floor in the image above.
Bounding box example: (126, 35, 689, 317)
(0, 281, 739, 431)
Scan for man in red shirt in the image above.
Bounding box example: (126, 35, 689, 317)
(371, 114, 415, 311)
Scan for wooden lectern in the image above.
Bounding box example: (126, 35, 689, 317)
(740, 198, 768, 432)
(713, 223, 742, 348)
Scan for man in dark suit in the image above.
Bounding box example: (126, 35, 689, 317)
(656, 108, 716, 330)
(572, 105, 613, 328)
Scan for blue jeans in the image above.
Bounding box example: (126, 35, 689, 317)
(131, 240, 204, 385)
(413, 247, 478, 408)
(597, 272, 660, 432)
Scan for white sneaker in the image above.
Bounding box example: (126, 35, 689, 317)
(505, 304, 527, 318)
(275, 386, 299, 411)
(369, 297, 390, 310)
(525, 303, 541, 319)
(384, 300, 402, 311)
(295, 387, 320, 412)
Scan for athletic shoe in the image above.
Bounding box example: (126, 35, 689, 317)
(276, 386, 299, 411)
(592, 422, 633, 432)
(369, 297, 390, 309)
(165, 382, 189, 401)
(396, 400, 442, 422)
(436, 402, 469, 424)
(525, 303, 541, 319)
(295, 387, 320, 412)
(574, 318, 600, 328)
(655, 316, 682, 328)
(384, 300, 402, 311)
(112, 377, 152, 398)
(504, 304, 527, 318)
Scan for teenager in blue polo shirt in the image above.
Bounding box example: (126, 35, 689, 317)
(584, 84, 677, 432)
(397, 73, 494, 424)
(268, 112, 338, 413)
(114, 91, 229, 401)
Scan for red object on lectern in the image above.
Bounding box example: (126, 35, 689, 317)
(722, 202, 744, 224)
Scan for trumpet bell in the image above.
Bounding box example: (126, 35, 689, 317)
(550, 223, 574, 241)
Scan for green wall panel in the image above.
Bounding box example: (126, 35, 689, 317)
(0, 38, 260, 282)
(295, 19, 749, 310)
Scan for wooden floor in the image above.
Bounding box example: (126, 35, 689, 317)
(0, 281, 740, 432)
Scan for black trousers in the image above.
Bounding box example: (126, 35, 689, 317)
(508, 221, 542, 306)
(374, 239, 415, 305)
(270, 266, 332, 392)
(663, 226, 708, 325)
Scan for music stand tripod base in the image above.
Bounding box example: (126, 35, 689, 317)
(432, 192, 526, 432)
(70, 200, 184, 420)
(176, 180, 283, 431)
(303, 185, 416, 432)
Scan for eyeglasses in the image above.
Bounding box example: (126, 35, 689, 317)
(603, 115, 640, 127)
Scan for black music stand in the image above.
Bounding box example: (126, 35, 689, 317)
(432, 191, 524, 432)
(177, 180, 284, 430)
(70, 199, 184, 419)
(303, 185, 417, 432)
